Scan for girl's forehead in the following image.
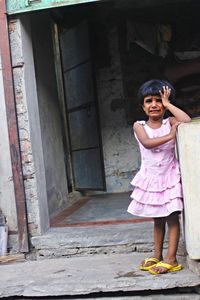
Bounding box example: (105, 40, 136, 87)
(144, 94, 161, 99)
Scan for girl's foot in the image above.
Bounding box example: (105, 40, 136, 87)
(149, 259, 182, 274)
(140, 256, 161, 271)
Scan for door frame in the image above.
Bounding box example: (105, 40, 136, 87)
(52, 22, 75, 192)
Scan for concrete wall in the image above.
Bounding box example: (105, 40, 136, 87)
(96, 21, 140, 193)
(31, 14, 69, 217)
(9, 15, 49, 236)
(9, 12, 70, 239)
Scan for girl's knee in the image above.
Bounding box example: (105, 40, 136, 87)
(166, 212, 180, 225)
(154, 217, 166, 226)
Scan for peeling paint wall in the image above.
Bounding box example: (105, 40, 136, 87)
(6, 0, 102, 15)
(95, 22, 140, 193)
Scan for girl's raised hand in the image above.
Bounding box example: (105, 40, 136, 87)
(159, 86, 171, 108)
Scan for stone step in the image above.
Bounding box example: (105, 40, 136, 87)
(30, 222, 186, 260)
(1, 252, 200, 298)
(11, 294, 200, 300)
(31, 222, 157, 259)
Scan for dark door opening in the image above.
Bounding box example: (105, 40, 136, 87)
(59, 19, 106, 191)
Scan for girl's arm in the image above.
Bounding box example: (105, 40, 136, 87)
(134, 122, 179, 149)
(167, 103, 191, 124)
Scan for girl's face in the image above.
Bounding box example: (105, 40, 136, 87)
(143, 95, 165, 119)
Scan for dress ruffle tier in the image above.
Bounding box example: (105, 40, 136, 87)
(127, 159, 183, 217)
(130, 159, 181, 193)
(127, 198, 183, 218)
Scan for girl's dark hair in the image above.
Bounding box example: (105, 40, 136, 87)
(137, 79, 176, 106)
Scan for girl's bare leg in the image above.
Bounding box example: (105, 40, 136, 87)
(165, 212, 180, 264)
(151, 212, 180, 273)
(141, 217, 165, 268)
(153, 217, 166, 261)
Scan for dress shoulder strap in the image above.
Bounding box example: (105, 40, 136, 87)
(162, 118, 170, 125)
(136, 120, 146, 125)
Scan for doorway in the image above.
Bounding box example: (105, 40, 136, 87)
(58, 19, 106, 191)
(30, 9, 110, 222)
(28, 0, 200, 231)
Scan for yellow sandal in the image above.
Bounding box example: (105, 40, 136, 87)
(149, 261, 183, 275)
(140, 257, 160, 271)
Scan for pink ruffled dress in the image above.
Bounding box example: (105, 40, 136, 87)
(127, 118, 183, 218)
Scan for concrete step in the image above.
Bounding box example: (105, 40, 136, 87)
(31, 222, 157, 259)
(9, 295, 200, 300)
(30, 222, 186, 260)
(1, 252, 200, 298)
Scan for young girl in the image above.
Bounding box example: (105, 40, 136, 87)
(127, 79, 191, 275)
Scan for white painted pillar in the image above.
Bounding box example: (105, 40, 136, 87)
(177, 120, 200, 259)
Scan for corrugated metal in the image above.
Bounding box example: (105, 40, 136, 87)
(6, 0, 102, 15)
